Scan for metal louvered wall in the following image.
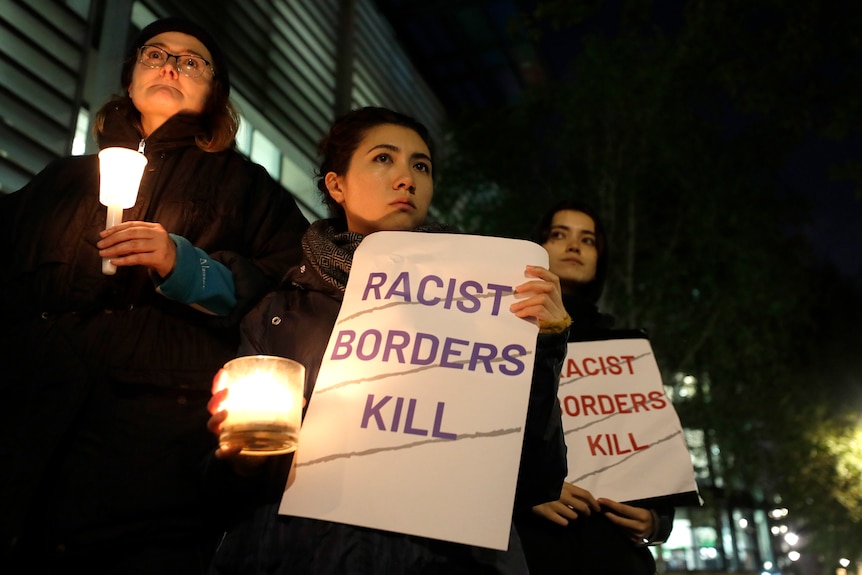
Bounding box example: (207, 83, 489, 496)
(0, 0, 91, 193)
(0, 0, 447, 215)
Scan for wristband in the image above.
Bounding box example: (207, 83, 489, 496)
(538, 313, 572, 334)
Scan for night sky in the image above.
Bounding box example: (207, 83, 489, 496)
(379, 0, 862, 279)
(781, 136, 862, 278)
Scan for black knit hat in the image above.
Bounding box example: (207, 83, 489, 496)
(120, 17, 230, 97)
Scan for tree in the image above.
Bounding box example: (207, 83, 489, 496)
(432, 0, 862, 561)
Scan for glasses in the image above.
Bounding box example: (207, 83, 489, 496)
(137, 45, 212, 78)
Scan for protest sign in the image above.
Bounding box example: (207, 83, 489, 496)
(280, 231, 549, 550)
(561, 333, 700, 507)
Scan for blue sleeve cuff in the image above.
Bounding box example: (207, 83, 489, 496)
(155, 233, 237, 316)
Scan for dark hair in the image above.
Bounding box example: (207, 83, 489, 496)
(93, 17, 238, 152)
(532, 199, 609, 303)
(315, 106, 434, 222)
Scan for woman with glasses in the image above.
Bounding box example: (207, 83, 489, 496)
(0, 17, 308, 575)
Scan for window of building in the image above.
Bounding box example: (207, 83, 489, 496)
(71, 108, 89, 156)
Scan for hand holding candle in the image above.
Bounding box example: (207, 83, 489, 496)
(98, 147, 147, 275)
(215, 355, 306, 456)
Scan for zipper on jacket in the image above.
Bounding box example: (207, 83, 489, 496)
(138, 139, 146, 154)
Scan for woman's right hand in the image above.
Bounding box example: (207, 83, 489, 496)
(208, 369, 266, 475)
(207, 372, 240, 458)
(208, 368, 307, 475)
(531, 482, 601, 526)
(97, 220, 178, 278)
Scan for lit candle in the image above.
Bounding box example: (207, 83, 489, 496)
(218, 355, 306, 456)
(98, 147, 147, 275)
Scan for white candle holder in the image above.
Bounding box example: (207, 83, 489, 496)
(98, 147, 147, 275)
(219, 355, 306, 456)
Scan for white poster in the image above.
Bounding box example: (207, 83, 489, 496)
(280, 231, 549, 550)
(561, 336, 700, 506)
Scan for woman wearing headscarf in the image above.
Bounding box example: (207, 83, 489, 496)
(514, 200, 674, 575)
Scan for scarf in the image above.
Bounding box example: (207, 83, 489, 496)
(562, 292, 615, 333)
(302, 219, 456, 293)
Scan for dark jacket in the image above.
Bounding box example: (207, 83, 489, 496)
(204, 223, 569, 575)
(0, 109, 308, 571)
(514, 293, 674, 575)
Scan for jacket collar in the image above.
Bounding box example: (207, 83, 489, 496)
(563, 292, 615, 331)
(97, 105, 206, 154)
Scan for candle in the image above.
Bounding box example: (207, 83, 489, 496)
(98, 147, 147, 275)
(218, 355, 306, 456)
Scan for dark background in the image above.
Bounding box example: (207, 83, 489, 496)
(375, 0, 862, 567)
(375, 0, 862, 277)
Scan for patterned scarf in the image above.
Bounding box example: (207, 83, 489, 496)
(303, 219, 457, 293)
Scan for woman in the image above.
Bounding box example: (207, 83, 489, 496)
(514, 199, 674, 574)
(204, 106, 570, 574)
(0, 17, 308, 574)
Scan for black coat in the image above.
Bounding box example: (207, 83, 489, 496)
(0, 109, 308, 571)
(205, 224, 569, 574)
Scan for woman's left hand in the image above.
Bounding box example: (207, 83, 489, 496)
(597, 497, 656, 543)
(97, 220, 177, 278)
(509, 265, 569, 330)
